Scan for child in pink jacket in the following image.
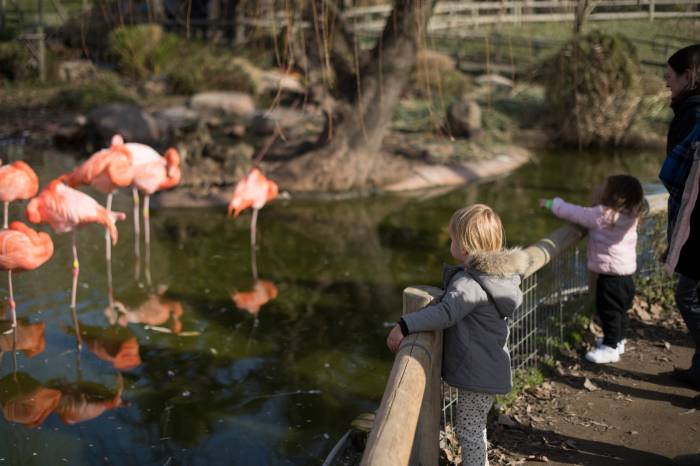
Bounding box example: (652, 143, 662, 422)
(540, 175, 646, 363)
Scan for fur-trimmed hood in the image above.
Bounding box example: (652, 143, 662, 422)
(465, 248, 530, 277)
(460, 248, 529, 319)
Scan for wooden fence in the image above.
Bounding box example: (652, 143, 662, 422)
(358, 190, 669, 466)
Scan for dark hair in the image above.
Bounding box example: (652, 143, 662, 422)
(668, 44, 700, 96)
(600, 175, 646, 218)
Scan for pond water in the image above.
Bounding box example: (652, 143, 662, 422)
(0, 145, 665, 465)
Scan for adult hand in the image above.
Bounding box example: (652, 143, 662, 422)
(386, 325, 404, 353)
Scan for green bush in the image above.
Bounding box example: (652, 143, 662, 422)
(50, 77, 137, 112)
(108, 25, 180, 80)
(0, 41, 33, 81)
(167, 52, 258, 95)
(540, 30, 642, 147)
(413, 68, 473, 102)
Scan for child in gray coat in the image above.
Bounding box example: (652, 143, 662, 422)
(387, 204, 529, 466)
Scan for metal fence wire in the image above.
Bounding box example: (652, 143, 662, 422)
(440, 211, 671, 429)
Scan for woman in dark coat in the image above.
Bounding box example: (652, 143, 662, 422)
(659, 44, 700, 390)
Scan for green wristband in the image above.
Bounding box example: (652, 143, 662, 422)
(545, 199, 553, 210)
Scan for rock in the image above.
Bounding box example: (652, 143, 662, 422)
(56, 60, 96, 83)
(189, 92, 256, 118)
(152, 105, 200, 135)
(248, 108, 308, 135)
(86, 103, 160, 150)
(446, 98, 482, 138)
(475, 73, 514, 89)
(259, 70, 305, 95)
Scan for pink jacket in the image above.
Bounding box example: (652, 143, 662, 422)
(551, 198, 638, 275)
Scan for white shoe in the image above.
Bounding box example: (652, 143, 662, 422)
(585, 345, 620, 364)
(595, 337, 626, 355)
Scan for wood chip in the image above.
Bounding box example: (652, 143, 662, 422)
(583, 378, 599, 391)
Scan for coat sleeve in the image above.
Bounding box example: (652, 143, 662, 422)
(551, 197, 602, 230)
(401, 278, 483, 333)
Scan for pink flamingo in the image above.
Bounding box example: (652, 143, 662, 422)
(0, 161, 39, 228)
(61, 135, 134, 303)
(26, 180, 125, 348)
(231, 280, 278, 317)
(228, 168, 278, 248)
(130, 145, 181, 285)
(0, 222, 54, 330)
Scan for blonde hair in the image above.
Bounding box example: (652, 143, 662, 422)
(448, 204, 504, 254)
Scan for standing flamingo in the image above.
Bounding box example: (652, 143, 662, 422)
(228, 168, 278, 248)
(0, 161, 39, 228)
(0, 222, 54, 330)
(131, 147, 181, 285)
(26, 180, 125, 348)
(61, 134, 134, 305)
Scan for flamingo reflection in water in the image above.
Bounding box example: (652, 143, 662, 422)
(106, 287, 184, 335)
(0, 372, 61, 428)
(75, 324, 142, 371)
(231, 234, 278, 327)
(53, 372, 124, 425)
(0, 319, 45, 359)
(26, 180, 126, 348)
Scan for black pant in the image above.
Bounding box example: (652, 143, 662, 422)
(676, 275, 700, 376)
(596, 274, 635, 347)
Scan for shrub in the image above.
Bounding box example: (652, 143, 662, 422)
(108, 25, 180, 80)
(166, 52, 257, 95)
(540, 30, 641, 147)
(50, 75, 137, 111)
(412, 68, 473, 102)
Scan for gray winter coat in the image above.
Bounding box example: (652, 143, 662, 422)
(400, 249, 529, 394)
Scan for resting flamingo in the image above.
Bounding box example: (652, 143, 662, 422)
(228, 168, 278, 248)
(0, 161, 39, 228)
(0, 222, 54, 330)
(61, 134, 133, 303)
(26, 180, 125, 348)
(130, 145, 181, 285)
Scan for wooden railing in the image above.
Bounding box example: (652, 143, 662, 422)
(360, 190, 668, 465)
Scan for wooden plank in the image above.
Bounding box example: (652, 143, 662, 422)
(361, 286, 442, 466)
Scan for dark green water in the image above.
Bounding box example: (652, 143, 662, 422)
(0, 145, 664, 465)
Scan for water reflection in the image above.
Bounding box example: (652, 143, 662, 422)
(0, 372, 61, 428)
(0, 146, 667, 465)
(0, 319, 45, 359)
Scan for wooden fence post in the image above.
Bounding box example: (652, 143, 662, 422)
(361, 286, 442, 466)
(649, 0, 655, 21)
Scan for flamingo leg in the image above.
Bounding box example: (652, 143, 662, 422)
(133, 187, 141, 281)
(3, 201, 8, 229)
(7, 270, 16, 329)
(144, 195, 152, 287)
(71, 230, 82, 350)
(105, 193, 114, 310)
(250, 208, 258, 249)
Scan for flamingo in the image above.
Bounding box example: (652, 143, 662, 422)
(81, 326, 141, 371)
(228, 168, 278, 248)
(0, 222, 54, 330)
(0, 161, 39, 228)
(61, 134, 134, 305)
(26, 180, 125, 348)
(131, 146, 181, 285)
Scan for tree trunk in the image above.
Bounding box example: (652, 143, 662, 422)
(272, 0, 436, 193)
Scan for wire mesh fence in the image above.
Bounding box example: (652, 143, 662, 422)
(440, 210, 673, 430)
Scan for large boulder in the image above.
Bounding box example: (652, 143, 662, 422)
(446, 98, 482, 138)
(56, 60, 96, 83)
(248, 108, 309, 135)
(188, 92, 256, 118)
(86, 103, 160, 150)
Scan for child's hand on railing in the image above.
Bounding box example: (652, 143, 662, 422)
(386, 325, 404, 352)
(539, 198, 553, 210)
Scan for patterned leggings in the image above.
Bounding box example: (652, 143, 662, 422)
(455, 390, 495, 466)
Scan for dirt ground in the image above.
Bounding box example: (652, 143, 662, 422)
(488, 310, 700, 466)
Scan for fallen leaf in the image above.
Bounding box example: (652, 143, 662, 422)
(498, 413, 518, 427)
(526, 454, 549, 462)
(583, 378, 599, 391)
